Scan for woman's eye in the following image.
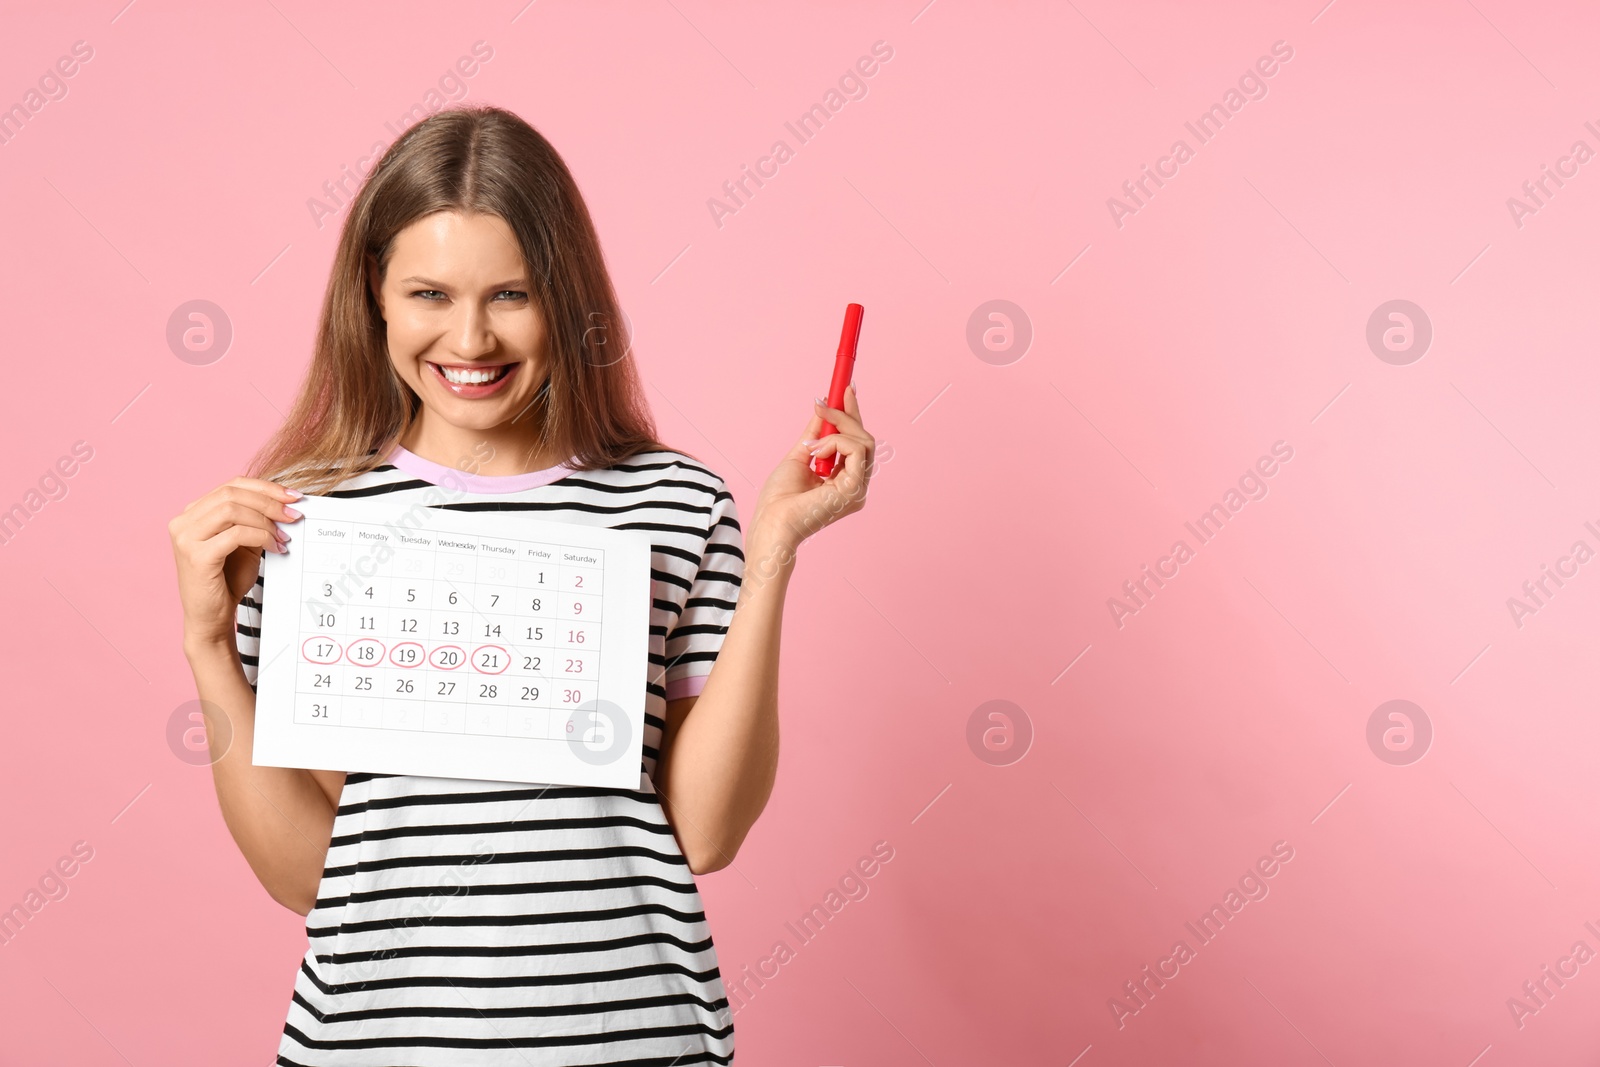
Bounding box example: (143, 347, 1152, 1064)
(410, 290, 525, 301)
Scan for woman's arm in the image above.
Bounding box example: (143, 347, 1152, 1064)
(655, 530, 792, 875)
(170, 478, 336, 916)
(655, 383, 872, 874)
(185, 636, 341, 914)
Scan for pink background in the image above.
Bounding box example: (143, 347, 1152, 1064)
(4, 1, 1600, 1063)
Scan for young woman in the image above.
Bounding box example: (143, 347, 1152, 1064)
(167, 105, 873, 1065)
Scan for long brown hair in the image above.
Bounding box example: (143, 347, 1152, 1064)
(248, 105, 672, 494)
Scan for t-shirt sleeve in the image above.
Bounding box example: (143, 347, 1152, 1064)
(237, 550, 265, 693)
(663, 474, 744, 700)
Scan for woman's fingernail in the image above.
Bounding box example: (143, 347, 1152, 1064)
(284, 487, 304, 500)
(803, 438, 818, 445)
(283, 506, 302, 520)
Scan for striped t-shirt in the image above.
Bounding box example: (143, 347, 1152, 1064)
(235, 444, 743, 1066)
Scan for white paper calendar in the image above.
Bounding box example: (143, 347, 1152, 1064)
(251, 493, 653, 788)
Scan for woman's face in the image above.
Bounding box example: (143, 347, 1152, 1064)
(371, 210, 548, 439)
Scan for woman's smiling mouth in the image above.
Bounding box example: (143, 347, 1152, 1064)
(427, 360, 520, 397)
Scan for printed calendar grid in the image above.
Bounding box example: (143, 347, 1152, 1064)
(254, 493, 652, 789)
(289, 518, 612, 746)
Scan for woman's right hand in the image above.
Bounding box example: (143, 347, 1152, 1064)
(169, 477, 303, 650)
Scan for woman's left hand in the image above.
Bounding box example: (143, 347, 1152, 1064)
(749, 382, 874, 556)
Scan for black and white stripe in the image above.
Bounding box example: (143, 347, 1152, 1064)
(235, 450, 742, 1065)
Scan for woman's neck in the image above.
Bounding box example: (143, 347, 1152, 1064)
(397, 419, 568, 476)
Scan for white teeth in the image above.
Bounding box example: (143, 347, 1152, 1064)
(438, 364, 507, 385)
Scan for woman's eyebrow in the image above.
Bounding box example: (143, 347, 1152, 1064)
(398, 276, 530, 290)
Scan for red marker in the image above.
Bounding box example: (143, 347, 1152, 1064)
(813, 303, 863, 477)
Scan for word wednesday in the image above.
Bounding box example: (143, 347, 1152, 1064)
(1107, 40, 1295, 229)
(1108, 440, 1295, 629)
(1109, 840, 1296, 1029)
